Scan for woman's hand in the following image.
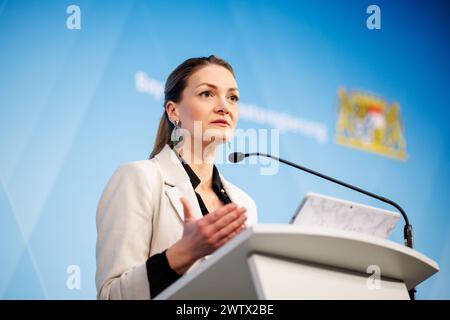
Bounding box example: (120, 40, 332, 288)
(166, 196, 248, 275)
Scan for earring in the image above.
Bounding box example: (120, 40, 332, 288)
(171, 119, 183, 146)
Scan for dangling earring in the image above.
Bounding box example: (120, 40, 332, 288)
(171, 119, 183, 146)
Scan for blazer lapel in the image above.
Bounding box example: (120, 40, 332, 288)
(164, 182, 203, 223)
(154, 144, 247, 223)
(154, 144, 203, 223)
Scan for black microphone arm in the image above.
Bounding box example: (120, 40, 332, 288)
(229, 151, 414, 249)
(229, 151, 416, 300)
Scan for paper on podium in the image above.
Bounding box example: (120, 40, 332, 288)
(291, 192, 400, 239)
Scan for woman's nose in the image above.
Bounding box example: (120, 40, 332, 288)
(215, 97, 230, 114)
(216, 106, 228, 114)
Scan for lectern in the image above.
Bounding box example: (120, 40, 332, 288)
(154, 224, 439, 300)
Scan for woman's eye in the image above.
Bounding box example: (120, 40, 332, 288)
(200, 91, 213, 98)
(230, 95, 239, 102)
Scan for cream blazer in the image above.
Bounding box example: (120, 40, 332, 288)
(95, 144, 258, 299)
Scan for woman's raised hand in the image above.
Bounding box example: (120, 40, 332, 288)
(166, 196, 247, 275)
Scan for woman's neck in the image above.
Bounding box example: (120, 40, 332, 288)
(177, 140, 217, 190)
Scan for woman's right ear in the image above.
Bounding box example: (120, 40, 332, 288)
(166, 101, 179, 123)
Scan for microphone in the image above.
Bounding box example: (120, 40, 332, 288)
(229, 151, 416, 299)
(229, 151, 413, 247)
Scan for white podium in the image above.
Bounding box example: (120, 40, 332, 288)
(155, 224, 439, 300)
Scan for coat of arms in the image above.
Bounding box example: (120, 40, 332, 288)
(336, 88, 407, 160)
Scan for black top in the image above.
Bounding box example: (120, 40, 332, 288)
(179, 156, 233, 213)
(146, 152, 232, 298)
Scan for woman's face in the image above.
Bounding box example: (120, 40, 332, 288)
(167, 64, 240, 146)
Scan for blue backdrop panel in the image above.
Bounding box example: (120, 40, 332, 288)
(0, 0, 449, 299)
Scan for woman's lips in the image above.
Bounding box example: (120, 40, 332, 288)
(210, 121, 230, 127)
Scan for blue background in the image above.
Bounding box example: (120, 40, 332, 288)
(1, 0, 449, 299)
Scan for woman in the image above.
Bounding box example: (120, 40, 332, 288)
(95, 55, 258, 299)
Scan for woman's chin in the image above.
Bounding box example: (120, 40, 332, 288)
(204, 135, 228, 145)
(204, 127, 232, 143)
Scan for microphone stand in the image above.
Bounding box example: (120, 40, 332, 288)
(232, 151, 416, 299)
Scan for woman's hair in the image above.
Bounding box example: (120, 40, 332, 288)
(149, 55, 236, 159)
